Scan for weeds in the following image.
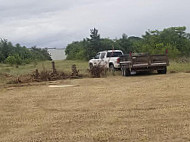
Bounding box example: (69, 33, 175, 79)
(88, 65, 107, 78)
(7, 62, 81, 84)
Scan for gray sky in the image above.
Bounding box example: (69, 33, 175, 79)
(0, 0, 190, 48)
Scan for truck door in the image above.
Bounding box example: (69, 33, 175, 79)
(104, 52, 110, 68)
(100, 52, 106, 66)
(93, 52, 101, 66)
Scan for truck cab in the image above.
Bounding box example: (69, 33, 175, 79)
(89, 50, 123, 70)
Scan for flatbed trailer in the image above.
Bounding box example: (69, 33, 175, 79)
(120, 53, 169, 76)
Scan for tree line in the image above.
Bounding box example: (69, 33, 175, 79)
(0, 39, 51, 65)
(65, 26, 190, 60)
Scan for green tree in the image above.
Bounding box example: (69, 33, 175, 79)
(30, 46, 52, 61)
(140, 27, 190, 58)
(65, 41, 88, 60)
(119, 34, 132, 53)
(0, 39, 52, 64)
(0, 39, 13, 61)
(65, 26, 190, 60)
(87, 28, 101, 59)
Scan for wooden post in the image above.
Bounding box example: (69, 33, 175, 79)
(35, 69, 39, 79)
(71, 64, 78, 76)
(52, 61, 57, 74)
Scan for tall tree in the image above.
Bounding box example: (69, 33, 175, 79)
(115, 34, 140, 54)
(87, 28, 101, 59)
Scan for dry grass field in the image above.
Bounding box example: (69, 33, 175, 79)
(0, 73, 190, 142)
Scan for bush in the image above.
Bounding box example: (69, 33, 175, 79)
(88, 65, 107, 78)
(5, 56, 16, 65)
(5, 55, 22, 66)
(141, 43, 180, 58)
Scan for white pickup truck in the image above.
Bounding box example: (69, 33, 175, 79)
(89, 50, 123, 70)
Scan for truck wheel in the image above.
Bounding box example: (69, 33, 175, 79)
(89, 63, 93, 69)
(157, 67, 167, 74)
(121, 67, 125, 76)
(109, 64, 115, 72)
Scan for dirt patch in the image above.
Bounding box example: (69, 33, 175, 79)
(170, 70, 177, 73)
(48, 85, 79, 88)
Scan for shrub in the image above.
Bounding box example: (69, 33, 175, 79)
(88, 65, 107, 78)
(5, 55, 22, 66)
(5, 56, 16, 66)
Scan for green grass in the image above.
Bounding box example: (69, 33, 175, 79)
(168, 61, 190, 73)
(0, 60, 88, 76)
(0, 60, 89, 84)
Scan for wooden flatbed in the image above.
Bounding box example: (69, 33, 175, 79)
(120, 53, 169, 76)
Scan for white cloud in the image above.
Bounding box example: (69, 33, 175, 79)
(0, 0, 190, 48)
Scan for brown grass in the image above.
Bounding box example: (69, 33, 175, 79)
(0, 73, 190, 141)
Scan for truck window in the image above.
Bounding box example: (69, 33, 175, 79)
(107, 52, 122, 57)
(95, 53, 100, 59)
(100, 53, 106, 59)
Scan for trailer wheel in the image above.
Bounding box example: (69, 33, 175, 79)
(121, 67, 126, 76)
(157, 67, 167, 74)
(126, 69, 131, 76)
(123, 68, 131, 76)
(123, 68, 126, 76)
(121, 67, 125, 76)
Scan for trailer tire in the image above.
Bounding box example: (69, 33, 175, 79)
(157, 67, 167, 74)
(121, 66, 125, 76)
(123, 68, 131, 76)
(123, 68, 126, 76)
(126, 69, 131, 76)
(121, 68, 123, 76)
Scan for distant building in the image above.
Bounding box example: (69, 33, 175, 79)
(47, 48, 66, 60)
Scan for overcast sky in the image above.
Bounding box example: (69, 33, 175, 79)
(0, 0, 190, 48)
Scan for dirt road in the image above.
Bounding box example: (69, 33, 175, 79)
(0, 73, 190, 142)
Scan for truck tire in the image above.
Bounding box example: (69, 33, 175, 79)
(109, 64, 115, 72)
(121, 67, 125, 76)
(157, 67, 167, 74)
(89, 63, 93, 69)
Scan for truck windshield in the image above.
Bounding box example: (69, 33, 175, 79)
(107, 52, 122, 57)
